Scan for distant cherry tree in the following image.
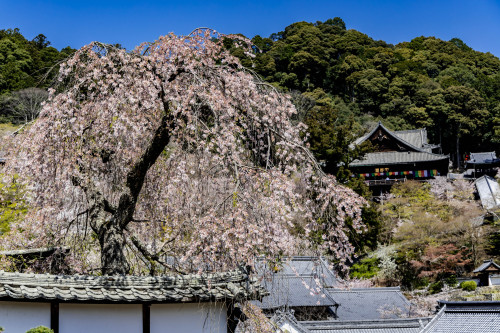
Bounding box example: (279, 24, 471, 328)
(3, 30, 365, 275)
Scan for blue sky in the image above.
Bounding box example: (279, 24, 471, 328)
(1, 0, 499, 57)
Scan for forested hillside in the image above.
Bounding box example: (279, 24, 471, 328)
(2, 22, 499, 165)
(231, 18, 500, 168)
(0, 28, 75, 122)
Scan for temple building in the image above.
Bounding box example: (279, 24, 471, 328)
(349, 122, 449, 187)
(465, 152, 500, 178)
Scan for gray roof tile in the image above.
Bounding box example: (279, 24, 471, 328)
(0, 270, 265, 303)
(327, 288, 412, 320)
(473, 259, 500, 273)
(394, 129, 427, 150)
(253, 257, 339, 309)
(350, 151, 448, 167)
(271, 311, 312, 333)
(469, 152, 499, 164)
(253, 276, 337, 309)
(301, 318, 431, 333)
(422, 302, 500, 333)
(350, 123, 447, 168)
(475, 175, 500, 210)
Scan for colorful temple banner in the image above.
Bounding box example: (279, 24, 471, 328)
(360, 170, 439, 178)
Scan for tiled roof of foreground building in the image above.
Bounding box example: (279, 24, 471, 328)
(253, 256, 339, 310)
(327, 287, 413, 320)
(301, 318, 432, 333)
(0, 270, 266, 303)
(421, 301, 500, 333)
(253, 276, 338, 309)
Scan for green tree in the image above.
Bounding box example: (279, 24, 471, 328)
(442, 86, 489, 167)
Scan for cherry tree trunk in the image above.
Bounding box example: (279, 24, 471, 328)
(98, 221, 130, 275)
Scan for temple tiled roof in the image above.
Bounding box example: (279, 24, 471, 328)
(468, 152, 499, 165)
(421, 301, 500, 333)
(350, 151, 448, 167)
(327, 287, 412, 320)
(301, 318, 431, 333)
(475, 175, 500, 210)
(269, 257, 338, 288)
(473, 259, 500, 273)
(253, 276, 337, 309)
(271, 311, 312, 333)
(350, 122, 447, 169)
(253, 257, 338, 309)
(353, 123, 435, 153)
(0, 270, 266, 303)
(393, 129, 435, 152)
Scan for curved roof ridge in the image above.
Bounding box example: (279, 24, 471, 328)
(355, 122, 431, 153)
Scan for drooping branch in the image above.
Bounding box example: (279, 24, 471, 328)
(129, 234, 185, 274)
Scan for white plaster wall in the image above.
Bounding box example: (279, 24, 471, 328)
(151, 303, 227, 333)
(0, 301, 51, 333)
(59, 303, 142, 333)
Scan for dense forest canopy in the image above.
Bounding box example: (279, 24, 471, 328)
(231, 18, 499, 167)
(0, 28, 75, 122)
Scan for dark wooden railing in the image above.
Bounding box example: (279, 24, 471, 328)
(365, 178, 406, 186)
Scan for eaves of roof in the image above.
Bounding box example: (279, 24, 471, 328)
(473, 260, 500, 273)
(0, 270, 266, 304)
(301, 317, 431, 332)
(349, 151, 449, 167)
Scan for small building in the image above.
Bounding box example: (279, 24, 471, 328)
(465, 152, 500, 178)
(349, 122, 449, 188)
(473, 259, 500, 287)
(421, 301, 500, 333)
(0, 270, 265, 333)
(326, 287, 413, 320)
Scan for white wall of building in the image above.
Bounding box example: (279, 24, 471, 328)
(0, 301, 228, 333)
(151, 303, 227, 333)
(0, 301, 51, 332)
(59, 303, 142, 333)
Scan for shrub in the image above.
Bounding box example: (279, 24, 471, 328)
(460, 280, 477, 291)
(26, 326, 54, 333)
(414, 277, 430, 290)
(429, 280, 444, 294)
(445, 275, 458, 287)
(350, 257, 380, 279)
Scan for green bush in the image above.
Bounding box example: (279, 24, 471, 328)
(429, 280, 444, 294)
(414, 277, 430, 290)
(460, 280, 477, 291)
(445, 275, 458, 287)
(350, 257, 380, 279)
(25, 326, 54, 333)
